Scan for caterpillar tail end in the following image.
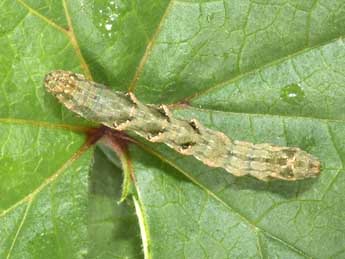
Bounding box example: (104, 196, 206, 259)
(257, 148, 321, 182)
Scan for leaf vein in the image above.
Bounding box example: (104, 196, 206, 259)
(61, 0, 92, 79)
(6, 200, 32, 259)
(184, 36, 345, 103)
(0, 141, 91, 218)
(0, 118, 91, 133)
(177, 105, 345, 125)
(15, 0, 67, 34)
(128, 0, 175, 92)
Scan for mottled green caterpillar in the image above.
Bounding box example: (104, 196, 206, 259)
(44, 70, 321, 181)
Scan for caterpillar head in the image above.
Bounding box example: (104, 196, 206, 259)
(276, 148, 321, 181)
(44, 70, 86, 106)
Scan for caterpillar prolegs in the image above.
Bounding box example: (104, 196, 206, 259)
(44, 71, 321, 181)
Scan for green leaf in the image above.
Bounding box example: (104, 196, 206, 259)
(88, 147, 142, 259)
(1, 0, 344, 259)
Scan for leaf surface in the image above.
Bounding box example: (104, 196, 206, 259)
(0, 0, 344, 258)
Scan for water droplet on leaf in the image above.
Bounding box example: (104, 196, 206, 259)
(280, 84, 305, 104)
(105, 23, 113, 31)
(95, 1, 123, 39)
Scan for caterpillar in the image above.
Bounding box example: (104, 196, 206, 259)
(44, 70, 321, 181)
